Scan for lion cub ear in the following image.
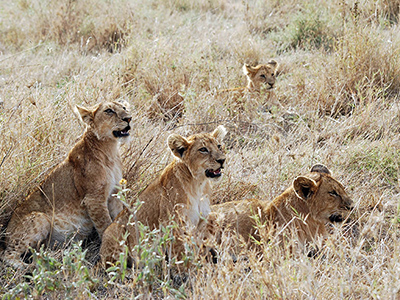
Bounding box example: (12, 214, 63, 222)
(212, 125, 227, 142)
(243, 64, 256, 76)
(76, 105, 95, 126)
(293, 176, 318, 201)
(310, 164, 331, 175)
(267, 59, 279, 71)
(168, 134, 190, 159)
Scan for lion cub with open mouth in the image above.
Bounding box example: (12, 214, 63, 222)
(3, 101, 131, 268)
(211, 165, 353, 251)
(100, 125, 227, 267)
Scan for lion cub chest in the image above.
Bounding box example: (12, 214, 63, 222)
(105, 162, 123, 197)
(185, 181, 211, 227)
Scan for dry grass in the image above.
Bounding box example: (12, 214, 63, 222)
(2, 0, 400, 298)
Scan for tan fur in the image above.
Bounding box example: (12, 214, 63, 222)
(217, 60, 280, 113)
(3, 101, 132, 268)
(219, 60, 279, 95)
(211, 165, 353, 249)
(100, 125, 227, 267)
(242, 60, 279, 92)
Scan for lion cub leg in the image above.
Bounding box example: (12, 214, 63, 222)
(197, 213, 219, 264)
(100, 221, 133, 269)
(107, 195, 124, 220)
(4, 212, 51, 269)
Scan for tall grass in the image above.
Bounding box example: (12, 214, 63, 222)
(2, 0, 400, 298)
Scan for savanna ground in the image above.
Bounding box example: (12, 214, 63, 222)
(1, 0, 400, 298)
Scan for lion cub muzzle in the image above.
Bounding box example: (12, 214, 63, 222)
(329, 198, 354, 223)
(329, 214, 344, 222)
(112, 116, 132, 138)
(205, 158, 225, 178)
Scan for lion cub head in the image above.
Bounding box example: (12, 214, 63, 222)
(77, 101, 132, 141)
(293, 164, 353, 223)
(243, 60, 278, 91)
(167, 125, 227, 181)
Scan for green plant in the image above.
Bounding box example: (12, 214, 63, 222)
(105, 187, 188, 298)
(3, 242, 97, 300)
(348, 145, 400, 186)
(275, 8, 336, 52)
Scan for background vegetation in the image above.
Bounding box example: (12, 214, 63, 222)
(1, 0, 400, 298)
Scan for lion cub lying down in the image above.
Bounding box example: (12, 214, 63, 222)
(218, 60, 280, 113)
(219, 60, 279, 95)
(211, 165, 353, 249)
(3, 101, 131, 268)
(242, 60, 279, 92)
(100, 125, 227, 267)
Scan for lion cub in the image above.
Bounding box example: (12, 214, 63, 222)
(218, 60, 279, 113)
(242, 60, 279, 92)
(211, 165, 353, 249)
(219, 60, 278, 94)
(100, 125, 227, 267)
(3, 101, 132, 268)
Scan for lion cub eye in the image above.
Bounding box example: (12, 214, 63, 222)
(260, 74, 266, 79)
(271, 73, 275, 77)
(199, 147, 209, 153)
(104, 108, 115, 114)
(329, 191, 339, 197)
(217, 145, 222, 150)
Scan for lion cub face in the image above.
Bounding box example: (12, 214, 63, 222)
(293, 165, 353, 223)
(168, 125, 227, 181)
(243, 60, 278, 91)
(77, 101, 132, 141)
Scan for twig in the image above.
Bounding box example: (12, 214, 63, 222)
(126, 137, 154, 177)
(0, 144, 14, 169)
(166, 119, 228, 131)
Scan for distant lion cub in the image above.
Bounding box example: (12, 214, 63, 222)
(3, 101, 132, 268)
(100, 125, 227, 267)
(218, 60, 279, 112)
(219, 60, 279, 95)
(242, 60, 279, 92)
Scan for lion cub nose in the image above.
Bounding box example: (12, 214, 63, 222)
(344, 197, 354, 210)
(217, 158, 225, 167)
(123, 116, 132, 123)
(346, 199, 354, 210)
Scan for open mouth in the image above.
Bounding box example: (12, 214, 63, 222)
(205, 168, 222, 178)
(329, 214, 344, 223)
(113, 125, 131, 138)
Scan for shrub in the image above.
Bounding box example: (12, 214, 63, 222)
(318, 26, 400, 116)
(105, 188, 192, 298)
(3, 242, 97, 300)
